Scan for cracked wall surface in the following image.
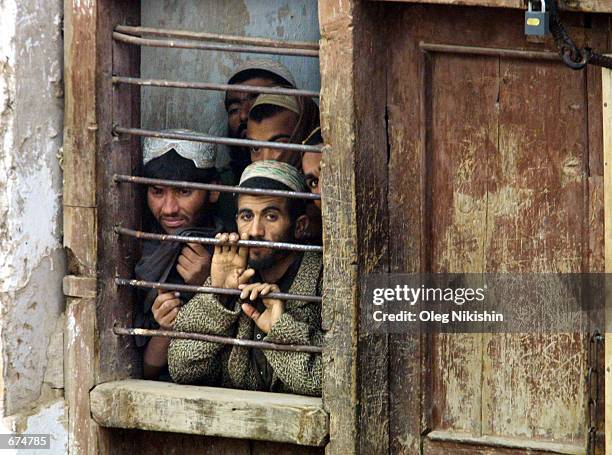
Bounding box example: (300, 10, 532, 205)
(0, 0, 66, 443)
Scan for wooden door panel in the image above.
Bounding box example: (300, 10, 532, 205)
(386, 4, 608, 453)
(427, 50, 589, 445)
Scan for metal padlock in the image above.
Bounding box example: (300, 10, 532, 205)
(525, 0, 550, 36)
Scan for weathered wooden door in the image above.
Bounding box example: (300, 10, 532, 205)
(386, 5, 608, 453)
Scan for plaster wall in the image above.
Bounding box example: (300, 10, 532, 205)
(141, 0, 321, 166)
(0, 0, 66, 441)
(2, 399, 68, 454)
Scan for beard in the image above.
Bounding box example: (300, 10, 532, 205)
(247, 230, 295, 271)
(248, 249, 288, 271)
(229, 121, 247, 140)
(237, 122, 247, 139)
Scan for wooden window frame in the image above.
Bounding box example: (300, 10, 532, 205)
(63, 0, 336, 452)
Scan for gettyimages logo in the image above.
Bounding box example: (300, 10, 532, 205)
(362, 273, 605, 333)
(371, 282, 500, 325)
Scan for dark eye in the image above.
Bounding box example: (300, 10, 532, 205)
(228, 106, 240, 116)
(307, 178, 319, 190)
(250, 147, 261, 155)
(149, 187, 164, 197)
(239, 212, 253, 221)
(178, 188, 193, 197)
(266, 213, 278, 222)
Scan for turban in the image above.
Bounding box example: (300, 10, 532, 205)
(142, 129, 216, 169)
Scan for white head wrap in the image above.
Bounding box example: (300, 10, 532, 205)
(142, 129, 217, 169)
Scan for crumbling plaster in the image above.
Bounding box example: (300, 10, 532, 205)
(0, 0, 66, 419)
(3, 399, 68, 454)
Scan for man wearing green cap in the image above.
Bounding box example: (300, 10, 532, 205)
(219, 60, 299, 230)
(168, 161, 322, 396)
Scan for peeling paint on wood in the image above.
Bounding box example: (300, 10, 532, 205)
(318, 1, 360, 454)
(385, 4, 607, 453)
(65, 298, 98, 455)
(602, 65, 612, 455)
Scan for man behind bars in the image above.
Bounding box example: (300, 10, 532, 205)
(168, 160, 322, 396)
(224, 60, 297, 179)
(219, 61, 299, 231)
(301, 126, 323, 244)
(246, 93, 320, 168)
(135, 131, 223, 380)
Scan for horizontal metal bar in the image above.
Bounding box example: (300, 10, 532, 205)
(113, 174, 320, 200)
(116, 278, 323, 304)
(115, 226, 323, 253)
(113, 76, 320, 98)
(114, 127, 322, 154)
(419, 42, 560, 61)
(113, 32, 319, 58)
(114, 326, 323, 354)
(115, 25, 319, 51)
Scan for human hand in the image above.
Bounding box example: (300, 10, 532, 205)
(210, 232, 251, 289)
(239, 282, 284, 334)
(177, 242, 212, 285)
(152, 290, 182, 330)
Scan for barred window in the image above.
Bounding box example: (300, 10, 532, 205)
(73, 1, 329, 449)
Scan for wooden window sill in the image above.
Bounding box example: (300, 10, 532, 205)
(90, 379, 329, 447)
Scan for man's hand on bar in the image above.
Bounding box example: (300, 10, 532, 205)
(210, 232, 254, 290)
(239, 282, 284, 334)
(152, 290, 182, 330)
(177, 242, 212, 285)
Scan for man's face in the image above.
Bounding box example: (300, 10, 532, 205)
(246, 109, 299, 165)
(236, 194, 295, 270)
(302, 150, 322, 208)
(226, 77, 277, 140)
(147, 186, 208, 233)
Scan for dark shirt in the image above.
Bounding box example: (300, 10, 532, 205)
(134, 218, 224, 349)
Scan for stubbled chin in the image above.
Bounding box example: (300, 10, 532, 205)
(250, 249, 268, 259)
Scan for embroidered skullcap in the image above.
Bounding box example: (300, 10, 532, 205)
(142, 129, 217, 169)
(228, 59, 296, 88)
(250, 94, 300, 116)
(239, 160, 307, 193)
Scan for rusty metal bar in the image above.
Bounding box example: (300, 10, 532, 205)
(115, 25, 319, 51)
(116, 278, 323, 303)
(113, 32, 319, 58)
(114, 126, 322, 153)
(419, 42, 560, 61)
(115, 226, 323, 253)
(113, 76, 320, 98)
(113, 174, 320, 201)
(114, 326, 323, 353)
